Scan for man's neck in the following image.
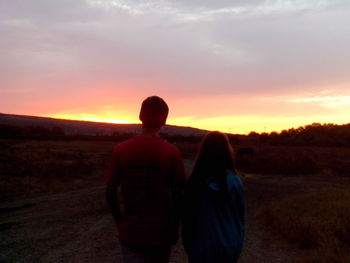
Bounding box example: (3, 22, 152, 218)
(141, 127, 161, 138)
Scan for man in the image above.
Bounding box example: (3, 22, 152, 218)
(105, 96, 186, 263)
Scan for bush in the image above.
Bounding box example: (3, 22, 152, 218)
(256, 189, 350, 263)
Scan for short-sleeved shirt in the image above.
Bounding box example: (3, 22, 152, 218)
(104, 135, 186, 246)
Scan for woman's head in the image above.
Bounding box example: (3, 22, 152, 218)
(193, 131, 235, 175)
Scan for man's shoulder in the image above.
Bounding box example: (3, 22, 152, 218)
(112, 136, 138, 153)
(159, 139, 180, 154)
(115, 136, 180, 155)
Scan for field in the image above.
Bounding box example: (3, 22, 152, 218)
(257, 189, 350, 263)
(238, 145, 350, 176)
(0, 139, 117, 200)
(1, 138, 350, 263)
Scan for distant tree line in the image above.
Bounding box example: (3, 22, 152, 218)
(1, 122, 350, 147)
(0, 124, 63, 139)
(0, 124, 133, 141)
(245, 123, 350, 147)
(0, 124, 203, 143)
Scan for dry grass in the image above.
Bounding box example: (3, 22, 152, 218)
(256, 189, 350, 263)
(0, 139, 118, 200)
(235, 145, 350, 176)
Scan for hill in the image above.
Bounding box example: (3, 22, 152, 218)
(0, 113, 208, 138)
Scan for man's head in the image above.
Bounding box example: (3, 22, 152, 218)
(139, 96, 169, 129)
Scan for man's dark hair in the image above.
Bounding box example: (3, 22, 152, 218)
(139, 96, 169, 129)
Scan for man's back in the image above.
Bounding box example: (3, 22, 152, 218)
(105, 135, 185, 246)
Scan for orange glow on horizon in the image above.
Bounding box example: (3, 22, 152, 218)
(46, 113, 139, 125)
(44, 89, 350, 135)
(44, 112, 350, 135)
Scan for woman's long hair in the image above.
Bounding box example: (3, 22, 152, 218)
(190, 131, 236, 190)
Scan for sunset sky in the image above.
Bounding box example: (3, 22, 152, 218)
(1, 0, 350, 134)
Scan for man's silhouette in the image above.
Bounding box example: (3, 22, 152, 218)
(105, 96, 186, 263)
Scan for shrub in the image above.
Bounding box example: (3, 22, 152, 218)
(256, 189, 350, 263)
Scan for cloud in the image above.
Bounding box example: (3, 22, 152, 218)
(0, 88, 33, 94)
(1, 0, 349, 94)
(1, 0, 350, 127)
(287, 90, 350, 109)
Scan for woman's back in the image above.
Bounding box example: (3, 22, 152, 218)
(182, 169, 245, 263)
(181, 131, 245, 263)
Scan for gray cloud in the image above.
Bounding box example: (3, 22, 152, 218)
(1, 0, 350, 114)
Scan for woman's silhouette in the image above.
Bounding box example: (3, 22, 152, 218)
(182, 131, 245, 263)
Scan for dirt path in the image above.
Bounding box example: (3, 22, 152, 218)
(1, 175, 347, 263)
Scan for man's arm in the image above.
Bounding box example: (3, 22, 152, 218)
(105, 148, 122, 225)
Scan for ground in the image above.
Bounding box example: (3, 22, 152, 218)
(1, 170, 348, 263)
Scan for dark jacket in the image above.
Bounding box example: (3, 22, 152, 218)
(182, 169, 245, 263)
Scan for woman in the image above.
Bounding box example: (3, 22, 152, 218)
(182, 131, 245, 263)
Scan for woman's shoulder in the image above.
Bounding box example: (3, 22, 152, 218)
(226, 169, 244, 191)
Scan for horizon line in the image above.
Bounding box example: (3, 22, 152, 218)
(1, 112, 349, 135)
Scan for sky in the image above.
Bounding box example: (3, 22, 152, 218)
(1, 0, 350, 134)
